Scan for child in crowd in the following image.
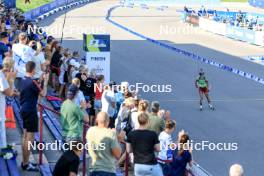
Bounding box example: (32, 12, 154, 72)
(94, 74, 105, 114)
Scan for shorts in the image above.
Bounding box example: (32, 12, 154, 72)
(21, 111, 38, 133)
(94, 99, 102, 110)
(134, 164, 163, 176)
(199, 87, 208, 94)
(51, 66, 60, 76)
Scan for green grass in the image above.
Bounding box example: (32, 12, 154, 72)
(221, 0, 248, 2)
(16, 0, 53, 13)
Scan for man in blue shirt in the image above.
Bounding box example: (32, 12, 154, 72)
(20, 61, 49, 171)
(0, 32, 10, 68)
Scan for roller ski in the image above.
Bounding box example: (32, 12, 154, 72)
(209, 104, 215, 111)
(199, 104, 214, 111)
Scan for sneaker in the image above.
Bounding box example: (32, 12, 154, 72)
(200, 105, 203, 111)
(21, 162, 39, 172)
(209, 104, 215, 110)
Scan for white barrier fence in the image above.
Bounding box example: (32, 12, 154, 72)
(199, 18, 226, 36)
(197, 17, 264, 47)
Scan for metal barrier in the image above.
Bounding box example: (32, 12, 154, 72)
(187, 162, 212, 176)
(122, 149, 211, 176)
(155, 157, 212, 176)
(38, 103, 89, 176)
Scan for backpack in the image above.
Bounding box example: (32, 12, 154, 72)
(122, 111, 133, 135)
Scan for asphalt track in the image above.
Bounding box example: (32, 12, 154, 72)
(38, 1, 264, 175)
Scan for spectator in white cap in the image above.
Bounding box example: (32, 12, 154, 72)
(229, 164, 244, 176)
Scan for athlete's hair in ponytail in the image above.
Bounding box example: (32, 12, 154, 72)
(178, 134, 190, 156)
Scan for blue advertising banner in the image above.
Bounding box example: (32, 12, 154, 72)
(40, 4, 52, 15)
(125, 0, 220, 6)
(4, 0, 16, 8)
(249, 0, 264, 8)
(24, 0, 90, 21)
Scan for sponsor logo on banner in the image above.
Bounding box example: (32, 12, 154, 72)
(24, 0, 89, 20)
(89, 39, 107, 48)
(84, 34, 111, 83)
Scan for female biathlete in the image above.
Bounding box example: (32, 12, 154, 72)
(195, 69, 214, 111)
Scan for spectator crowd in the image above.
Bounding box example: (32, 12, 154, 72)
(0, 3, 245, 176)
(184, 5, 264, 31)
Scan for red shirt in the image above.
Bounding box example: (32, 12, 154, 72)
(95, 83, 103, 100)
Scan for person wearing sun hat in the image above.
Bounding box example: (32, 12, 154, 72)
(60, 84, 89, 142)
